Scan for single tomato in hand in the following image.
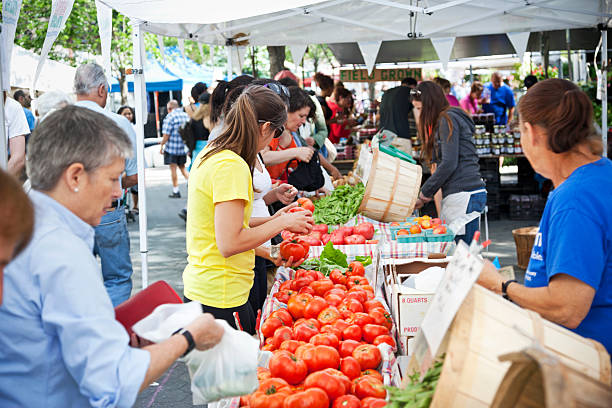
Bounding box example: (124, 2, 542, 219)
(297, 197, 315, 213)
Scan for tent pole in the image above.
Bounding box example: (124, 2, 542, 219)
(154, 91, 161, 138)
(0, 25, 7, 171)
(227, 45, 233, 80)
(132, 21, 150, 288)
(603, 28, 608, 157)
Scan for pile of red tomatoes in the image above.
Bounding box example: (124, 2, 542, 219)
(241, 261, 394, 408)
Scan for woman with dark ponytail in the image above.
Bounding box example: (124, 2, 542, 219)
(183, 86, 313, 333)
(208, 75, 254, 141)
(478, 79, 612, 357)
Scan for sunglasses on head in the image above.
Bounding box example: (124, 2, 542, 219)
(263, 82, 290, 99)
(410, 88, 422, 96)
(258, 120, 285, 138)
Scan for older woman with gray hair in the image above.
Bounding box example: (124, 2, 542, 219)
(0, 106, 224, 407)
(35, 89, 72, 121)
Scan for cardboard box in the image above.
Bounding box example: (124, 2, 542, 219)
(398, 335, 415, 356)
(381, 258, 449, 341)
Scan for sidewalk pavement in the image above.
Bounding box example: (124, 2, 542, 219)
(128, 166, 540, 407)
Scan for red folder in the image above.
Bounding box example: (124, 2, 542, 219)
(114, 280, 183, 337)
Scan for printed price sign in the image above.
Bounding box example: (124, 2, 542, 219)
(414, 241, 483, 374)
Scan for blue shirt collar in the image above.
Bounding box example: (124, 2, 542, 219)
(29, 190, 95, 251)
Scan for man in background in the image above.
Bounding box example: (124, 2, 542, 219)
(379, 77, 418, 144)
(484, 71, 516, 125)
(161, 100, 189, 198)
(13, 89, 35, 132)
(74, 63, 138, 306)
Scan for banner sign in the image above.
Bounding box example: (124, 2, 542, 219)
(1, 0, 23, 90)
(95, 0, 112, 81)
(32, 0, 75, 91)
(339, 68, 422, 83)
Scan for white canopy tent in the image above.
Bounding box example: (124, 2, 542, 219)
(95, 0, 611, 288)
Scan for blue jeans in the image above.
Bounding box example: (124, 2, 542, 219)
(94, 206, 133, 306)
(455, 191, 487, 245)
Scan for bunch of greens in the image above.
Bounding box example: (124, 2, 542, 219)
(386, 356, 444, 408)
(313, 183, 365, 226)
(300, 242, 371, 275)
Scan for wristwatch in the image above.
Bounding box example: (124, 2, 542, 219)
(173, 328, 195, 356)
(502, 279, 518, 300)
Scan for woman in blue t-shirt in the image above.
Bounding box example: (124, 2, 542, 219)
(478, 79, 612, 357)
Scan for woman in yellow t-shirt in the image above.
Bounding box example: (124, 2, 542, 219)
(183, 86, 313, 333)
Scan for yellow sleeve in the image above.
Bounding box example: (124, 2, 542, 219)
(211, 156, 252, 204)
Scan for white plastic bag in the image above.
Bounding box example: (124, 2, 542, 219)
(185, 320, 259, 405)
(132, 301, 203, 343)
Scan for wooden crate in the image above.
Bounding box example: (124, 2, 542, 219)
(492, 347, 612, 408)
(407, 285, 610, 407)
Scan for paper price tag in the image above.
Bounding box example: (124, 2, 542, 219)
(417, 241, 483, 371)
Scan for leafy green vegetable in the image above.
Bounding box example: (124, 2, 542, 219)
(354, 256, 372, 267)
(386, 355, 444, 408)
(300, 242, 349, 275)
(313, 184, 365, 225)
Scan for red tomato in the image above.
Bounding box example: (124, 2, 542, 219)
(354, 222, 375, 240)
(304, 370, 348, 401)
(310, 279, 334, 297)
(269, 351, 308, 385)
(281, 230, 297, 241)
(280, 238, 309, 261)
(283, 387, 329, 408)
(353, 376, 386, 400)
(330, 230, 345, 245)
(294, 343, 315, 360)
(287, 293, 313, 319)
(360, 370, 383, 382)
(299, 286, 316, 295)
(361, 397, 387, 408)
(296, 269, 319, 280)
(304, 296, 328, 319)
(249, 387, 290, 408)
(346, 289, 368, 304)
(340, 356, 362, 380)
(320, 324, 343, 340)
(339, 340, 361, 358)
(312, 224, 329, 234)
(333, 319, 350, 333)
(321, 233, 332, 245)
(347, 276, 369, 289)
(363, 300, 385, 313)
(334, 283, 348, 291)
(318, 306, 341, 325)
(362, 324, 389, 343)
(309, 333, 340, 349)
(347, 261, 365, 277)
(257, 377, 290, 393)
(301, 234, 322, 247)
(294, 318, 321, 330)
(347, 312, 375, 327)
(332, 394, 361, 408)
(342, 324, 362, 341)
(293, 321, 319, 342)
(344, 234, 366, 245)
(271, 309, 294, 327)
(352, 345, 382, 370)
(329, 269, 347, 285)
(257, 367, 271, 380)
(368, 309, 393, 331)
(279, 280, 293, 291)
(338, 303, 356, 320)
(272, 326, 294, 345)
(288, 206, 309, 214)
(261, 316, 285, 339)
(341, 298, 364, 314)
(338, 226, 354, 236)
(373, 334, 397, 351)
(397, 229, 409, 236)
(297, 197, 315, 213)
(279, 340, 302, 354)
(274, 289, 296, 304)
(323, 367, 352, 394)
(292, 276, 315, 291)
(300, 345, 341, 373)
(325, 293, 344, 307)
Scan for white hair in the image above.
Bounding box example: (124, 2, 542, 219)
(74, 63, 108, 95)
(36, 90, 73, 120)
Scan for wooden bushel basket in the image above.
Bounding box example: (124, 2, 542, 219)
(491, 347, 612, 408)
(407, 285, 611, 407)
(358, 148, 422, 223)
(512, 226, 538, 269)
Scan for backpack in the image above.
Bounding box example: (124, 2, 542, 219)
(179, 119, 196, 153)
(286, 150, 325, 192)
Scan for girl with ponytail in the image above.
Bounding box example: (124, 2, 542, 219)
(478, 79, 612, 357)
(183, 86, 313, 333)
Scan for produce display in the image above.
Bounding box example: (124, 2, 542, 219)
(332, 171, 361, 189)
(314, 184, 365, 226)
(385, 357, 444, 408)
(243, 255, 394, 407)
(390, 216, 451, 242)
(282, 221, 377, 248)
